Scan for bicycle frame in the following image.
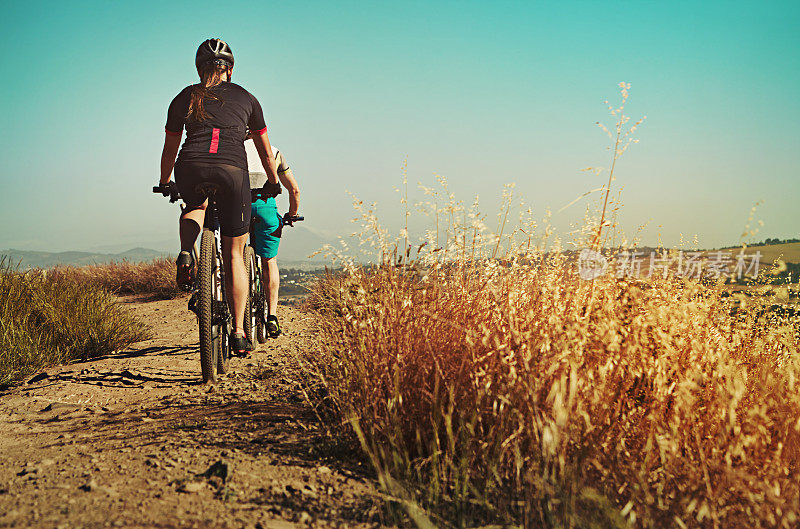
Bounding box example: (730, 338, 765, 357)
(200, 194, 231, 379)
(184, 197, 229, 321)
(203, 198, 227, 315)
(154, 184, 231, 382)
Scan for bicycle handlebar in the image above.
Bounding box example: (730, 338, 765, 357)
(282, 214, 304, 226)
(251, 183, 282, 201)
(154, 184, 304, 226)
(153, 184, 181, 203)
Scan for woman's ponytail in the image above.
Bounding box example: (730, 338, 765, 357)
(187, 62, 228, 122)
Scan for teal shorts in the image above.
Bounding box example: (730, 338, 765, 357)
(251, 197, 283, 259)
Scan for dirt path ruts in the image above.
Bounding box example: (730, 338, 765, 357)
(0, 295, 382, 529)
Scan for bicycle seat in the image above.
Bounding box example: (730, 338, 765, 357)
(195, 183, 221, 196)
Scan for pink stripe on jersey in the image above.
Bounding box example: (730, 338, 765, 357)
(209, 128, 220, 153)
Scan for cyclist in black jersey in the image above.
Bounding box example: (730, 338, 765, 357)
(158, 38, 281, 354)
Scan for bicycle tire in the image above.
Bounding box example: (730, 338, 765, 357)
(198, 228, 217, 383)
(243, 246, 257, 348)
(254, 258, 268, 344)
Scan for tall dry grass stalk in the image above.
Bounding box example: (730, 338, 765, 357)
(591, 82, 646, 251)
(302, 85, 800, 528)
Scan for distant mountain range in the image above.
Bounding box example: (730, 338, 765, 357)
(1, 225, 334, 270)
(1, 247, 169, 269)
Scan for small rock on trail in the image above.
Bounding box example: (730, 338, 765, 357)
(201, 460, 230, 482)
(41, 402, 81, 412)
(179, 481, 206, 493)
(26, 372, 50, 384)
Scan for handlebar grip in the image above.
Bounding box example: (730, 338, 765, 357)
(253, 183, 282, 200)
(153, 184, 181, 202)
(282, 214, 304, 226)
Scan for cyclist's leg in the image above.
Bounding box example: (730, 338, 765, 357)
(222, 234, 249, 334)
(174, 162, 211, 286)
(262, 256, 279, 316)
(174, 162, 210, 252)
(179, 200, 207, 252)
(251, 198, 282, 317)
(212, 164, 252, 347)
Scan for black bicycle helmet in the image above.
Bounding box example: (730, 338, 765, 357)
(195, 38, 234, 70)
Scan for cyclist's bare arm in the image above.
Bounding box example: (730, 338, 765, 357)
(278, 168, 300, 218)
(160, 132, 181, 184)
(251, 129, 280, 185)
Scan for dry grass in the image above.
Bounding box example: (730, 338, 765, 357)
(0, 259, 150, 388)
(49, 257, 181, 299)
(301, 85, 800, 528)
(308, 257, 800, 528)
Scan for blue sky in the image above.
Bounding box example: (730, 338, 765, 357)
(0, 0, 797, 253)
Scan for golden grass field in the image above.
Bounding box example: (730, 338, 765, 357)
(3, 245, 798, 527)
(303, 221, 800, 529)
(298, 85, 800, 528)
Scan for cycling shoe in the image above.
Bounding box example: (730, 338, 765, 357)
(229, 331, 252, 357)
(175, 251, 194, 291)
(266, 315, 281, 338)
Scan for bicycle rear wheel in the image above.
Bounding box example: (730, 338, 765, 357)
(198, 228, 218, 383)
(254, 258, 268, 344)
(243, 246, 257, 349)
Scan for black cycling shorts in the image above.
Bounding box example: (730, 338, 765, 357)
(174, 161, 251, 237)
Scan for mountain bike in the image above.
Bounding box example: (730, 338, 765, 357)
(245, 212, 304, 344)
(153, 183, 231, 384)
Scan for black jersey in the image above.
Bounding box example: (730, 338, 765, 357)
(165, 82, 267, 170)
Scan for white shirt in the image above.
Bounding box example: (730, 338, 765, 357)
(245, 140, 289, 189)
(245, 140, 275, 174)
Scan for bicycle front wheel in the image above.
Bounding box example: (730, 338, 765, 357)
(198, 228, 218, 383)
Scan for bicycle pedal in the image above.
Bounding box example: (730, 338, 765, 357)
(188, 293, 198, 315)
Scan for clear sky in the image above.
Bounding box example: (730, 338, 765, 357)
(0, 0, 797, 253)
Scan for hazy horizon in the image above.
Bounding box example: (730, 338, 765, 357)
(1, 1, 798, 255)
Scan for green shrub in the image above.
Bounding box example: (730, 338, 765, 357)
(0, 259, 150, 387)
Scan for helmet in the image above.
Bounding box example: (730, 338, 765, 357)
(195, 38, 234, 70)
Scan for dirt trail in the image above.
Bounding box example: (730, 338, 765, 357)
(0, 296, 382, 529)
